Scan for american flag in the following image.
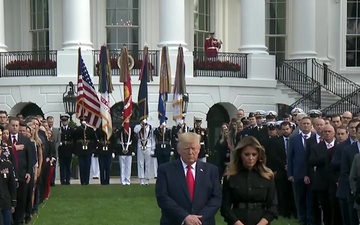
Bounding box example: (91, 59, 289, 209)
(76, 48, 101, 128)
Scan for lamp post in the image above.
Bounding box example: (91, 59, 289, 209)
(182, 93, 189, 114)
(62, 81, 77, 121)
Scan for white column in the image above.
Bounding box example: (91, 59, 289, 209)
(158, 0, 187, 49)
(62, 0, 92, 50)
(239, 0, 268, 54)
(288, 0, 317, 59)
(0, 0, 7, 52)
(157, 0, 193, 77)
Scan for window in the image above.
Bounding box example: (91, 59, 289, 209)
(194, 0, 211, 53)
(346, 0, 360, 67)
(265, 0, 286, 63)
(30, 0, 49, 58)
(106, 0, 139, 53)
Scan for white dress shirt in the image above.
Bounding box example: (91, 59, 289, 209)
(181, 158, 196, 179)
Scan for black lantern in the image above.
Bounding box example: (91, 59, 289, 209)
(62, 81, 77, 121)
(182, 93, 189, 114)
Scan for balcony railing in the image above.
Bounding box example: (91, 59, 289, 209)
(0, 51, 57, 77)
(193, 52, 247, 78)
(93, 50, 159, 77)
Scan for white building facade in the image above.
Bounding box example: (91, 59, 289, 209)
(0, 0, 359, 132)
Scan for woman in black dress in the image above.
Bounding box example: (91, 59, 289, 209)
(221, 136, 278, 225)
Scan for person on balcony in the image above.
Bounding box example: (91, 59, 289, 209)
(204, 31, 222, 59)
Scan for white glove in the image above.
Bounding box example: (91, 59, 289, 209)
(131, 152, 135, 156)
(170, 151, 174, 156)
(112, 153, 115, 159)
(205, 154, 209, 157)
(150, 151, 155, 156)
(59, 142, 63, 146)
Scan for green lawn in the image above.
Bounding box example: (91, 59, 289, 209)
(32, 185, 297, 225)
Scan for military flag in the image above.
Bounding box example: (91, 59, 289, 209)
(158, 46, 171, 124)
(120, 46, 133, 134)
(172, 46, 186, 124)
(98, 45, 114, 140)
(138, 46, 153, 122)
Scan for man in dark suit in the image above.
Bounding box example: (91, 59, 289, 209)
(308, 124, 337, 225)
(155, 132, 222, 225)
(333, 119, 359, 225)
(287, 116, 314, 225)
(266, 121, 295, 218)
(8, 117, 33, 225)
(340, 122, 360, 225)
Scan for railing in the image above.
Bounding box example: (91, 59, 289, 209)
(290, 86, 322, 111)
(276, 59, 322, 109)
(93, 50, 159, 77)
(0, 51, 57, 77)
(322, 89, 360, 115)
(193, 52, 247, 78)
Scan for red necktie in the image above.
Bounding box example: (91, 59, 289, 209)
(186, 165, 195, 201)
(12, 135, 18, 167)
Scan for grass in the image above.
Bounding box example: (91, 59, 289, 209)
(32, 185, 297, 225)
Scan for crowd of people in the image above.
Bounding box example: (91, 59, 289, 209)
(0, 111, 56, 225)
(212, 108, 360, 225)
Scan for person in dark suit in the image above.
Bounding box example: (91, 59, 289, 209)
(349, 151, 360, 220)
(334, 119, 359, 225)
(266, 121, 295, 219)
(304, 118, 324, 225)
(287, 116, 314, 225)
(308, 125, 337, 225)
(8, 117, 33, 225)
(221, 136, 278, 225)
(340, 123, 360, 225)
(155, 132, 222, 225)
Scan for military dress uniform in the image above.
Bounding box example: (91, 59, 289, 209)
(190, 117, 209, 162)
(134, 120, 155, 185)
(249, 110, 269, 146)
(171, 118, 190, 160)
(111, 126, 136, 185)
(154, 124, 172, 166)
(95, 128, 113, 185)
(58, 115, 74, 185)
(73, 121, 97, 185)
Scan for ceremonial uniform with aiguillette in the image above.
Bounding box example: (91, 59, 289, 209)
(73, 118, 97, 185)
(134, 119, 155, 185)
(95, 128, 113, 185)
(154, 121, 172, 166)
(111, 126, 136, 185)
(171, 117, 189, 160)
(190, 117, 209, 162)
(58, 114, 74, 185)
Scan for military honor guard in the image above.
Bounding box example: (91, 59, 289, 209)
(171, 116, 190, 160)
(95, 128, 113, 185)
(190, 117, 209, 162)
(266, 111, 278, 122)
(134, 119, 155, 185)
(73, 116, 97, 185)
(154, 118, 172, 166)
(58, 114, 74, 185)
(204, 31, 222, 58)
(112, 123, 136, 185)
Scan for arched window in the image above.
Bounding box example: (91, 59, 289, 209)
(194, 0, 211, 53)
(106, 0, 140, 53)
(30, 0, 49, 59)
(265, 0, 286, 62)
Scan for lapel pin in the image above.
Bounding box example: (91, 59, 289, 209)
(200, 169, 203, 172)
